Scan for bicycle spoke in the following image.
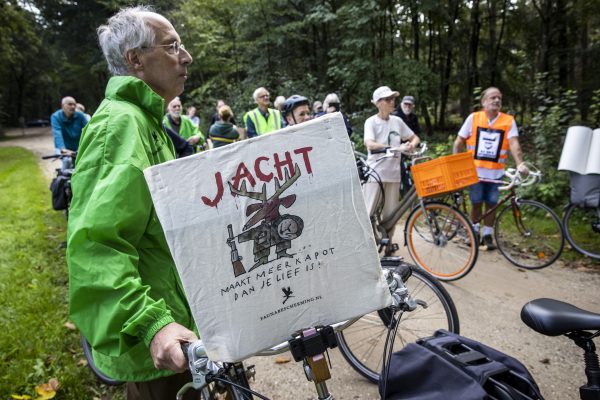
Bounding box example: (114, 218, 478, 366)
(564, 205, 600, 260)
(495, 200, 564, 269)
(337, 265, 459, 382)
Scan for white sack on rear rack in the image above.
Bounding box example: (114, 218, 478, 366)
(144, 113, 391, 362)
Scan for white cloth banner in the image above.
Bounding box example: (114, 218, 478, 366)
(558, 126, 600, 175)
(144, 113, 391, 362)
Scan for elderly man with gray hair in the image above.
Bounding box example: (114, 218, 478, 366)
(66, 6, 200, 399)
(50, 96, 87, 168)
(243, 86, 283, 137)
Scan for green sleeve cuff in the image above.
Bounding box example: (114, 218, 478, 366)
(142, 314, 176, 347)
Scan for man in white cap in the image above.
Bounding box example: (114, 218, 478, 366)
(392, 95, 421, 135)
(363, 86, 420, 238)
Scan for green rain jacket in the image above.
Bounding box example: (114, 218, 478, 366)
(163, 114, 205, 150)
(67, 76, 194, 382)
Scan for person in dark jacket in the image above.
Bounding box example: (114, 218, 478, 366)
(208, 105, 239, 148)
(392, 95, 421, 135)
(164, 125, 193, 157)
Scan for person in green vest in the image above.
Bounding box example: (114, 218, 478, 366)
(243, 86, 284, 138)
(67, 6, 202, 399)
(163, 96, 205, 151)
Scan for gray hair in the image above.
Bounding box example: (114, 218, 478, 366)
(97, 6, 157, 76)
(253, 87, 268, 101)
(274, 95, 286, 108)
(323, 93, 340, 110)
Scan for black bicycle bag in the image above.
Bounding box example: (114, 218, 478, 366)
(570, 172, 600, 208)
(49, 175, 69, 210)
(380, 329, 544, 400)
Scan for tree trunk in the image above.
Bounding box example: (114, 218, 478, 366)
(438, 0, 460, 128)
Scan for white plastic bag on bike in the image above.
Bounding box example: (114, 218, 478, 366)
(145, 113, 391, 362)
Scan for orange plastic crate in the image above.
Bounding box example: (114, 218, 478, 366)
(411, 152, 479, 198)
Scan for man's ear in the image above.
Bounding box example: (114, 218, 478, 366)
(125, 49, 143, 71)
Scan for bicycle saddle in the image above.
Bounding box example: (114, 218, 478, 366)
(521, 298, 600, 336)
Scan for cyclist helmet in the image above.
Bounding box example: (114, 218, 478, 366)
(282, 95, 310, 117)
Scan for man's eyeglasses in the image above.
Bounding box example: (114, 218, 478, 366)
(144, 41, 185, 55)
(259, 94, 270, 99)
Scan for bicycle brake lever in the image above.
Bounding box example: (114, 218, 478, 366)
(184, 340, 223, 391)
(385, 271, 417, 312)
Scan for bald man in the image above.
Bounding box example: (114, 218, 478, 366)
(50, 96, 88, 157)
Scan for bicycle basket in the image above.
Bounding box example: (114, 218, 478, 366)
(411, 153, 478, 198)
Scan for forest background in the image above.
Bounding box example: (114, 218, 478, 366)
(2, 0, 600, 206)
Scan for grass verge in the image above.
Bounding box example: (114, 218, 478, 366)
(0, 147, 125, 399)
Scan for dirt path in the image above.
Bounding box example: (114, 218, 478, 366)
(3, 127, 599, 399)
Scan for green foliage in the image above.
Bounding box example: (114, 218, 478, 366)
(0, 147, 125, 399)
(523, 73, 580, 206)
(589, 89, 600, 127)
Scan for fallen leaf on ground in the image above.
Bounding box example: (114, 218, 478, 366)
(63, 321, 76, 330)
(78, 358, 88, 366)
(275, 356, 291, 364)
(35, 378, 59, 399)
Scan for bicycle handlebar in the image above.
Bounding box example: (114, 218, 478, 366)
(178, 265, 415, 398)
(499, 162, 541, 191)
(368, 142, 428, 158)
(42, 152, 77, 160)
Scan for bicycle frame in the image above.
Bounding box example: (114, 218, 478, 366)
(455, 185, 518, 227)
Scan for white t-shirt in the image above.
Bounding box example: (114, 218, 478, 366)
(458, 113, 519, 180)
(364, 114, 415, 182)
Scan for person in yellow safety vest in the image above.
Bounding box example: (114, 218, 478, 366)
(453, 87, 529, 251)
(163, 97, 205, 151)
(243, 87, 284, 138)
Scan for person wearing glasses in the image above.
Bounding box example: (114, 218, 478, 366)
(363, 86, 420, 238)
(243, 87, 284, 137)
(66, 6, 201, 398)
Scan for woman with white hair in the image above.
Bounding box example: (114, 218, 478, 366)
(363, 86, 420, 238)
(323, 92, 353, 137)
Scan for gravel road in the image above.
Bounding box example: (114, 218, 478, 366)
(3, 127, 599, 400)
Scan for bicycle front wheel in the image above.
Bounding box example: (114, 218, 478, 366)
(336, 264, 459, 383)
(495, 199, 564, 269)
(405, 202, 478, 281)
(563, 204, 600, 260)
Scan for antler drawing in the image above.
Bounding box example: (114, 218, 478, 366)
(229, 164, 302, 230)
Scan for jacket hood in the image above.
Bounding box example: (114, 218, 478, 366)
(105, 76, 165, 124)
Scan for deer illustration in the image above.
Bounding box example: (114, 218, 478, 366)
(228, 164, 304, 271)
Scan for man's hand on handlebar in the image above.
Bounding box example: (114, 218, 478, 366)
(150, 322, 198, 372)
(517, 162, 530, 178)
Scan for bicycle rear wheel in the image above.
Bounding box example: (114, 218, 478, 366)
(405, 201, 478, 281)
(495, 199, 564, 269)
(563, 204, 600, 260)
(336, 263, 459, 383)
